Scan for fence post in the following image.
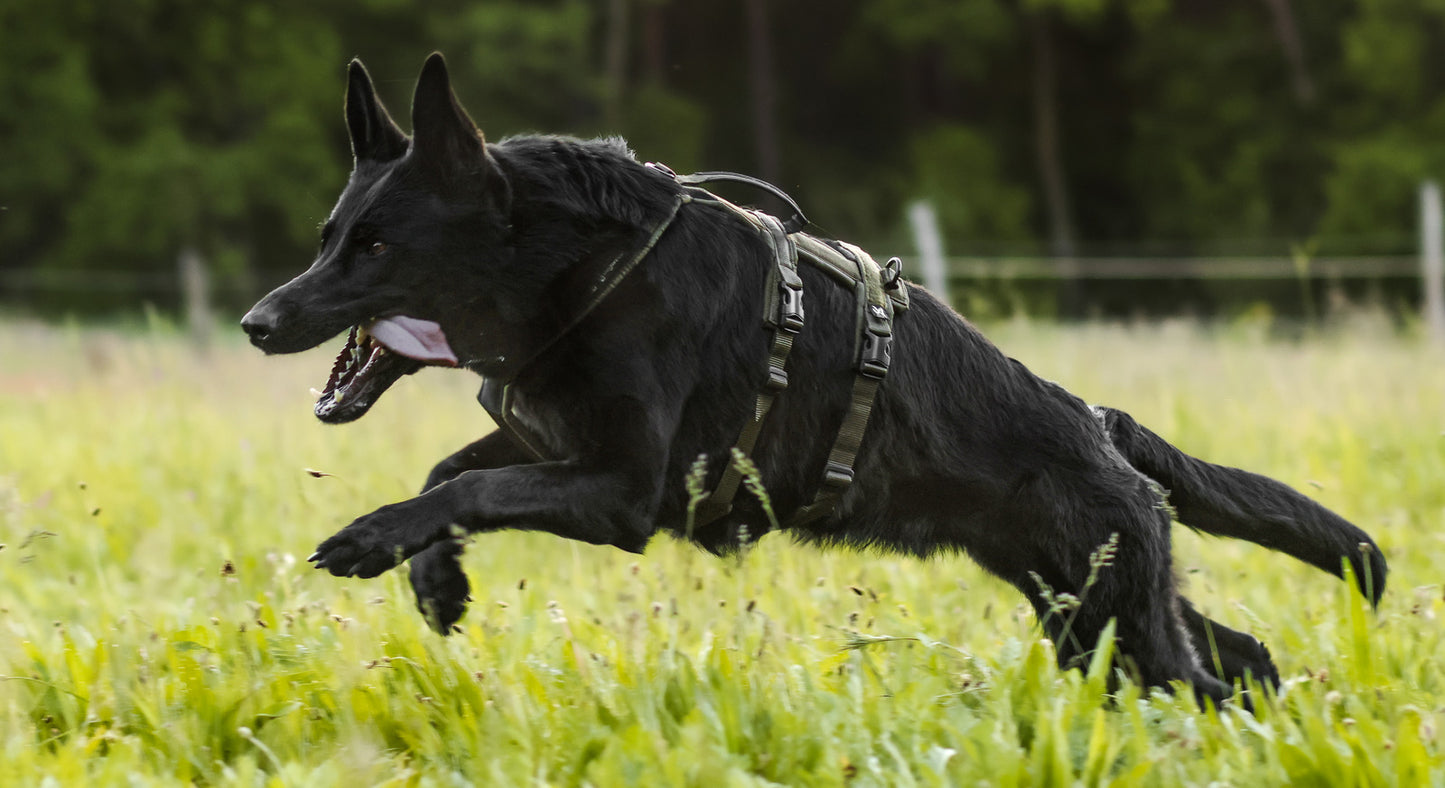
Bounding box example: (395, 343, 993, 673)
(1422, 181, 1445, 344)
(179, 246, 212, 350)
(907, 200, 949, 305)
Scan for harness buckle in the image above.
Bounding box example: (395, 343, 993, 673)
(859, 330, 892, 379)
(765, 364, 789, 392)
(823, 461, 854, 489)
(778, 282, 805, 333)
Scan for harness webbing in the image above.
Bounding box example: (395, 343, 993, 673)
(785, 237, 900, 527)
(687, 202, 907, 530)
(479, 191, 690, 461)
(692, 210, 802, 526)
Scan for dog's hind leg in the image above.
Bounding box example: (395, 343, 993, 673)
(410, 431, 537, 634)
(1178, 596, 1280, 691)
(1096, 406, 1387, 605)
(969, 488, 1233, 709)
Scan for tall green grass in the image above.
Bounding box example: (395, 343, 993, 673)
(1, 315, 1441, 785)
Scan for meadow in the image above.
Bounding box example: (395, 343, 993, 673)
(1, 314, 1442, 786)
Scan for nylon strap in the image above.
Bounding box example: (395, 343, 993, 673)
(784, 239, 896, 527)
(479, 191, 689, 461)
(692, 210, 802, 526)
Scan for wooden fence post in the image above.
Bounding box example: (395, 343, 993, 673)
(907, 200, 949, 305)
(1421, 181, 1445, 344)
(179, 246, 212, 350)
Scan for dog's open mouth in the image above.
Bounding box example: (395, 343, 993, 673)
(313, 316, 458, 424)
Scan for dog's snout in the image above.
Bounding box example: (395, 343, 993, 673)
(241, 307, 278, 345)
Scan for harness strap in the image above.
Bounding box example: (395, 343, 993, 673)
(692, 210, 803, 526)
(785, 239, 896, 527)
(479, 191, 690, 461)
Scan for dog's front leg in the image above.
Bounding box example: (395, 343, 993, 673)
(309, 460, 660, 579)
(421, 430, 536, 493)
(410, 431, 537, 633)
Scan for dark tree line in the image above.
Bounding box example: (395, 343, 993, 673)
(2, 0, 1442, 313)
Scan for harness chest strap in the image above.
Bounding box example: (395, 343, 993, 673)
(479, 191, 691, 461)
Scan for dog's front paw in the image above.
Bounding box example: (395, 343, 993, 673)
(308, 501, 443, 578)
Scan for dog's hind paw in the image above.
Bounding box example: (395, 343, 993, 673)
(409, 541, 472, 634)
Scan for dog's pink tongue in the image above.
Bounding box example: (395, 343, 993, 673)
(367, 316, 458, 366)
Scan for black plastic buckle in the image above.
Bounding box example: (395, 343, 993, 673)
(779, 283, 805, 333)
(823, 461, 855, 489)
(826, 456, 855, 488)
(859, 330, 892, 379)
(765, 364, 789, 392)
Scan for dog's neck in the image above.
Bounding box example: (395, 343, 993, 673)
(490, 135, 684, 235)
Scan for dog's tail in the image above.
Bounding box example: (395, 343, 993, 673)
(1098, 406, 1386, 606)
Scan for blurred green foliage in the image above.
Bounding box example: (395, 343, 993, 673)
(3, 0, 1445, 310)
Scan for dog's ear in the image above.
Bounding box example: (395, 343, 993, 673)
(345, 59, 408, 163)
(410, 53, 488, 179)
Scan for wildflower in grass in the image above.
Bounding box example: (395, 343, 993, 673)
(1031, 532, 1120, 666)
(684, 453, 709, 539)
(731, 447, 781, 531)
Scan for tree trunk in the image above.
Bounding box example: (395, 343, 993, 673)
(745, 0, 781, 183)
(604, 0, 630, 129)
(1031, 11, 1082, 316)
(1259, 0, 1315, 105)
(641, 3, 665, 86)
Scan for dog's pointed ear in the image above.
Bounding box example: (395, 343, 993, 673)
(410, 53, 487, 176)
(345, 59, 408, 163)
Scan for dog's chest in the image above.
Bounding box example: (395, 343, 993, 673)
(477, 379, 570, 459)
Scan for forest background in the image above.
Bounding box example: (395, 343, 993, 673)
(1, 0, 1440, 318)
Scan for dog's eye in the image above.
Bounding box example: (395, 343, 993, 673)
(367, 241, 389, 256)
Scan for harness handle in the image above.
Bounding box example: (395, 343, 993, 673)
(647, 163, 809, 234)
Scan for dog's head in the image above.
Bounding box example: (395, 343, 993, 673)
(241, 54, 533, 423)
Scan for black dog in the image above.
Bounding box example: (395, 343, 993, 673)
(242, 54, 1386, 707)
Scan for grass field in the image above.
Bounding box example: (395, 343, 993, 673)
(1, 315, 1442, 786)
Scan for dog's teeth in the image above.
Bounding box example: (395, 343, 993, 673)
(310, 387, 324, 398)
(333, 390, 344, 404)
(358, 324, 370, 342)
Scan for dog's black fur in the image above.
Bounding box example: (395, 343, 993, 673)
(242, 55, 1386, 708)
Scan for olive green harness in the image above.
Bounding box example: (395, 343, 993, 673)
(479, 167, 909, 529)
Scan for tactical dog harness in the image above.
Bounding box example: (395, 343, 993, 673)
(479, 165, 909, 529)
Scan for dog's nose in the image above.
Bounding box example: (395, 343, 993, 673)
(240, 307, 277, 345)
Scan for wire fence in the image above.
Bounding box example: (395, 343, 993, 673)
(0, 254, 1422, 294)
